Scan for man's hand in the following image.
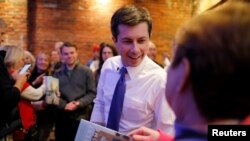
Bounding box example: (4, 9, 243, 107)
(128, 126, 160, 141)
(64, 101, 80, 111)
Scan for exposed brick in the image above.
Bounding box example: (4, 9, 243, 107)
(0, 0, 27, 49)
(0, 0, 193, 65)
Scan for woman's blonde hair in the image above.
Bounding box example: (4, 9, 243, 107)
(0, 45, 24, 69)
(24, 50, 36, 71)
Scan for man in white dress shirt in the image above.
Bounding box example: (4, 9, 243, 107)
(90, 5, 175, 135)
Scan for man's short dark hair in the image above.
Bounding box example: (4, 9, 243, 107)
(60, 42, 77, 53)
(111, 5, 152, 41)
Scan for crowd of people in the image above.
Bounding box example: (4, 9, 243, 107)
(1, 0, 250, 141)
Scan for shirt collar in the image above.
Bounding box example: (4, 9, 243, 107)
(125, 56, 148, 80)
(62, 61, 79, 72)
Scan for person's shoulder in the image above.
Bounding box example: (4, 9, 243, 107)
(53, 68, 61, 74)
(146, 57, 166, 74)
(105, 56, 120, 63)
(86, 58, 94, 67)
(102, 56, 121, 69)
(53, 65, 63, 74)
(78, 63, 93, 72)
(154, 60, 164, 68)
(145, 58, 167, 83)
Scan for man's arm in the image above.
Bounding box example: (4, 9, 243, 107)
(90, 66, 106, 125)
(0, 56, 21, 111)
(153, 78, 175, 135)
(77, 69, 96, 108)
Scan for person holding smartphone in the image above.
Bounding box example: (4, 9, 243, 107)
(0, 45, 46, 140)
(0, 46, 29, 139)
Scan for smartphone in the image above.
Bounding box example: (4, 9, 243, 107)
(19, 64, 31, 74)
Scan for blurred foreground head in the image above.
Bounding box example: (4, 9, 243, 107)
(0, 45, 24, 70)
(167, 1, 250, 122)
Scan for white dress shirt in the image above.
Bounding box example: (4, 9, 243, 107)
(90, 56, 175, 134)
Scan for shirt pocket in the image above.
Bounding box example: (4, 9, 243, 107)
(122, 97, 148, 122)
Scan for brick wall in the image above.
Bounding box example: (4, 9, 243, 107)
(0, 0, 28, 50)
(0, 0, 193, 65)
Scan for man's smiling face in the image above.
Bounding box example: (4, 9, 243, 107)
(113, 22, 150, 67)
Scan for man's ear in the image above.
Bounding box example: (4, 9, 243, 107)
(112, 36, 117, 43)
(178, 58, 190, 93)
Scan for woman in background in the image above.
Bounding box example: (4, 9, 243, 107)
(95, 42, 118, 85)
(28, 52, 56, 141)
(23, 51, 35, 72)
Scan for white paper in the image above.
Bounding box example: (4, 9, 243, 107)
(75, 119, 131, 141)
(44, 76, 59, 105)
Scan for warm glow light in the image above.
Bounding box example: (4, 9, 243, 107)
(96, 0, 110, 5)
(197, 0, 221, 14)
(94, 0, 112, 15)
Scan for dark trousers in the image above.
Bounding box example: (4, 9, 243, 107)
(35, 123, 54, 141)
(55, 116, 80, 141)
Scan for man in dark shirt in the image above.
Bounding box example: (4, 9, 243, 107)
(54, 42, 96, 141)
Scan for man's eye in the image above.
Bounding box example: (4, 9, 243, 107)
(138, 39, 145, 44)
(123, 40, 132, 44)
